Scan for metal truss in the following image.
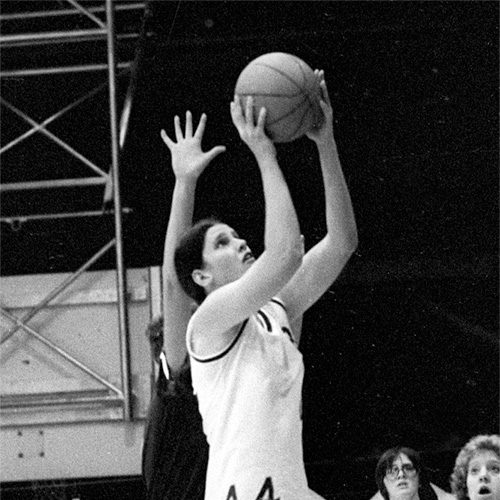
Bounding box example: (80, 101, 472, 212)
(0, 0, 146, 421)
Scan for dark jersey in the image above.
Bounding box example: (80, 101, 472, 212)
(142, 354, 208, 500)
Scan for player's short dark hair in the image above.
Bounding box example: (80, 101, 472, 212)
(174, 218, 220, 304)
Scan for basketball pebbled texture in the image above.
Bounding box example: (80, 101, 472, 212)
(235, 52, 323, 143)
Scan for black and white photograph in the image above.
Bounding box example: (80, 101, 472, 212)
(0, 1, 498, 499)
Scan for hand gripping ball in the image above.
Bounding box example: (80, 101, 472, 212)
(235, 52, 323, 143)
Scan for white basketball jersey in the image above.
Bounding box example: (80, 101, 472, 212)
(187, 298, 325, 500)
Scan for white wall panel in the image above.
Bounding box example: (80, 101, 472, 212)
(0, 267, 161, 481)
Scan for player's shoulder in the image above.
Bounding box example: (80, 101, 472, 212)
(264, 297, 288, 316)
(259, 297, 289, 325)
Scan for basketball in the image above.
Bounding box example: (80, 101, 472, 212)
(234, 52, 323, 143)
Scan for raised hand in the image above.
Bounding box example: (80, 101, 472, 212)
(161, 111, 226, 181)
(230, 95, 276, 159)
(306, 70, 334, 145)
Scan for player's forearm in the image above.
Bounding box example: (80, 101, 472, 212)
(161, 179, 196, 367)
(162, 179, 197, 282)
(257, 152, 302, 267)
(317, 139, 358, 252)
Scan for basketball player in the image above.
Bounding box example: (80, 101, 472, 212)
(143, 110, 304, 499)
(173, 70, 357, 499)
(142, 111, 225, 499)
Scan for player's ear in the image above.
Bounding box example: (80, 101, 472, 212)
(192, 269, 211, 288)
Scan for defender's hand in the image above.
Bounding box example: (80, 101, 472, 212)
(161, 111, 226, 181)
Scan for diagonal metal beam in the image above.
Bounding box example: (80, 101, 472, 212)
(1, 79, 109, 155)
(65, 0, 106, 29)
(0, 98, 107, 177)
(1, 239, 116, 344)
(0, 308, 124, 398)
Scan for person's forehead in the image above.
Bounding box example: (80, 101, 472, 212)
(392, 453, 412, 465)
(206, 223, 234, 238)
(470, 450, 500, 465)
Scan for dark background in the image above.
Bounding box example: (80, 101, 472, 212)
(1, 1, 498, 498)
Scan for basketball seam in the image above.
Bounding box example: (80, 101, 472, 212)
(295, 58, 318, 111)
(252, 62, 305, 96)
(266, 96, 308, 126)
(291, 101, 312, 139)
(273, 98, 310, 140)
(252, 59, 318, 128)
(236, 55, 318, 141)
(235, 93, 309, 126)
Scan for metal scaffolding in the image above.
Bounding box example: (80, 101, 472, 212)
(0, 0, 146, 422)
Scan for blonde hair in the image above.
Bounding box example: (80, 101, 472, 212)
(450, 434, 500, 500)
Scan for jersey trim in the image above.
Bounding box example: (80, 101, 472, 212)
(270, 297, 287, 311)
(257, 310, 272, 332)
(159, 351, 170, 380)
(190, 319, 248, 364)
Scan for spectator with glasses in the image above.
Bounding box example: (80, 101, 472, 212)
(371, 446, 455, 500)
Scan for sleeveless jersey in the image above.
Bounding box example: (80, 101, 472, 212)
(187, 298, 325, 500)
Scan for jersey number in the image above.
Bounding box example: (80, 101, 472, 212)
(225, 477, 279, 500)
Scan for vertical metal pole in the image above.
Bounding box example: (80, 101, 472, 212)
(106, 0, 132, 421)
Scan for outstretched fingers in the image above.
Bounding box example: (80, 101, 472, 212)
(185, 110, 193, 138)
(160, 129, 173, 148)
(161, 111, 206, 151)
(194, 113, 207, 141)
(174, 115, 183, 141)
(205, 144, 226, 163)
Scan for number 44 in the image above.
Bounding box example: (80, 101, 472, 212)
(226, 477, 280, 500)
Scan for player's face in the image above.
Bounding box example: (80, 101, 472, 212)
(466, 450, 500, 500)
(201, 223, 255, 289)
(383, 453, 419, 500)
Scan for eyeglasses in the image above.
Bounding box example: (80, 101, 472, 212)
(385, 464, 417, 481)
